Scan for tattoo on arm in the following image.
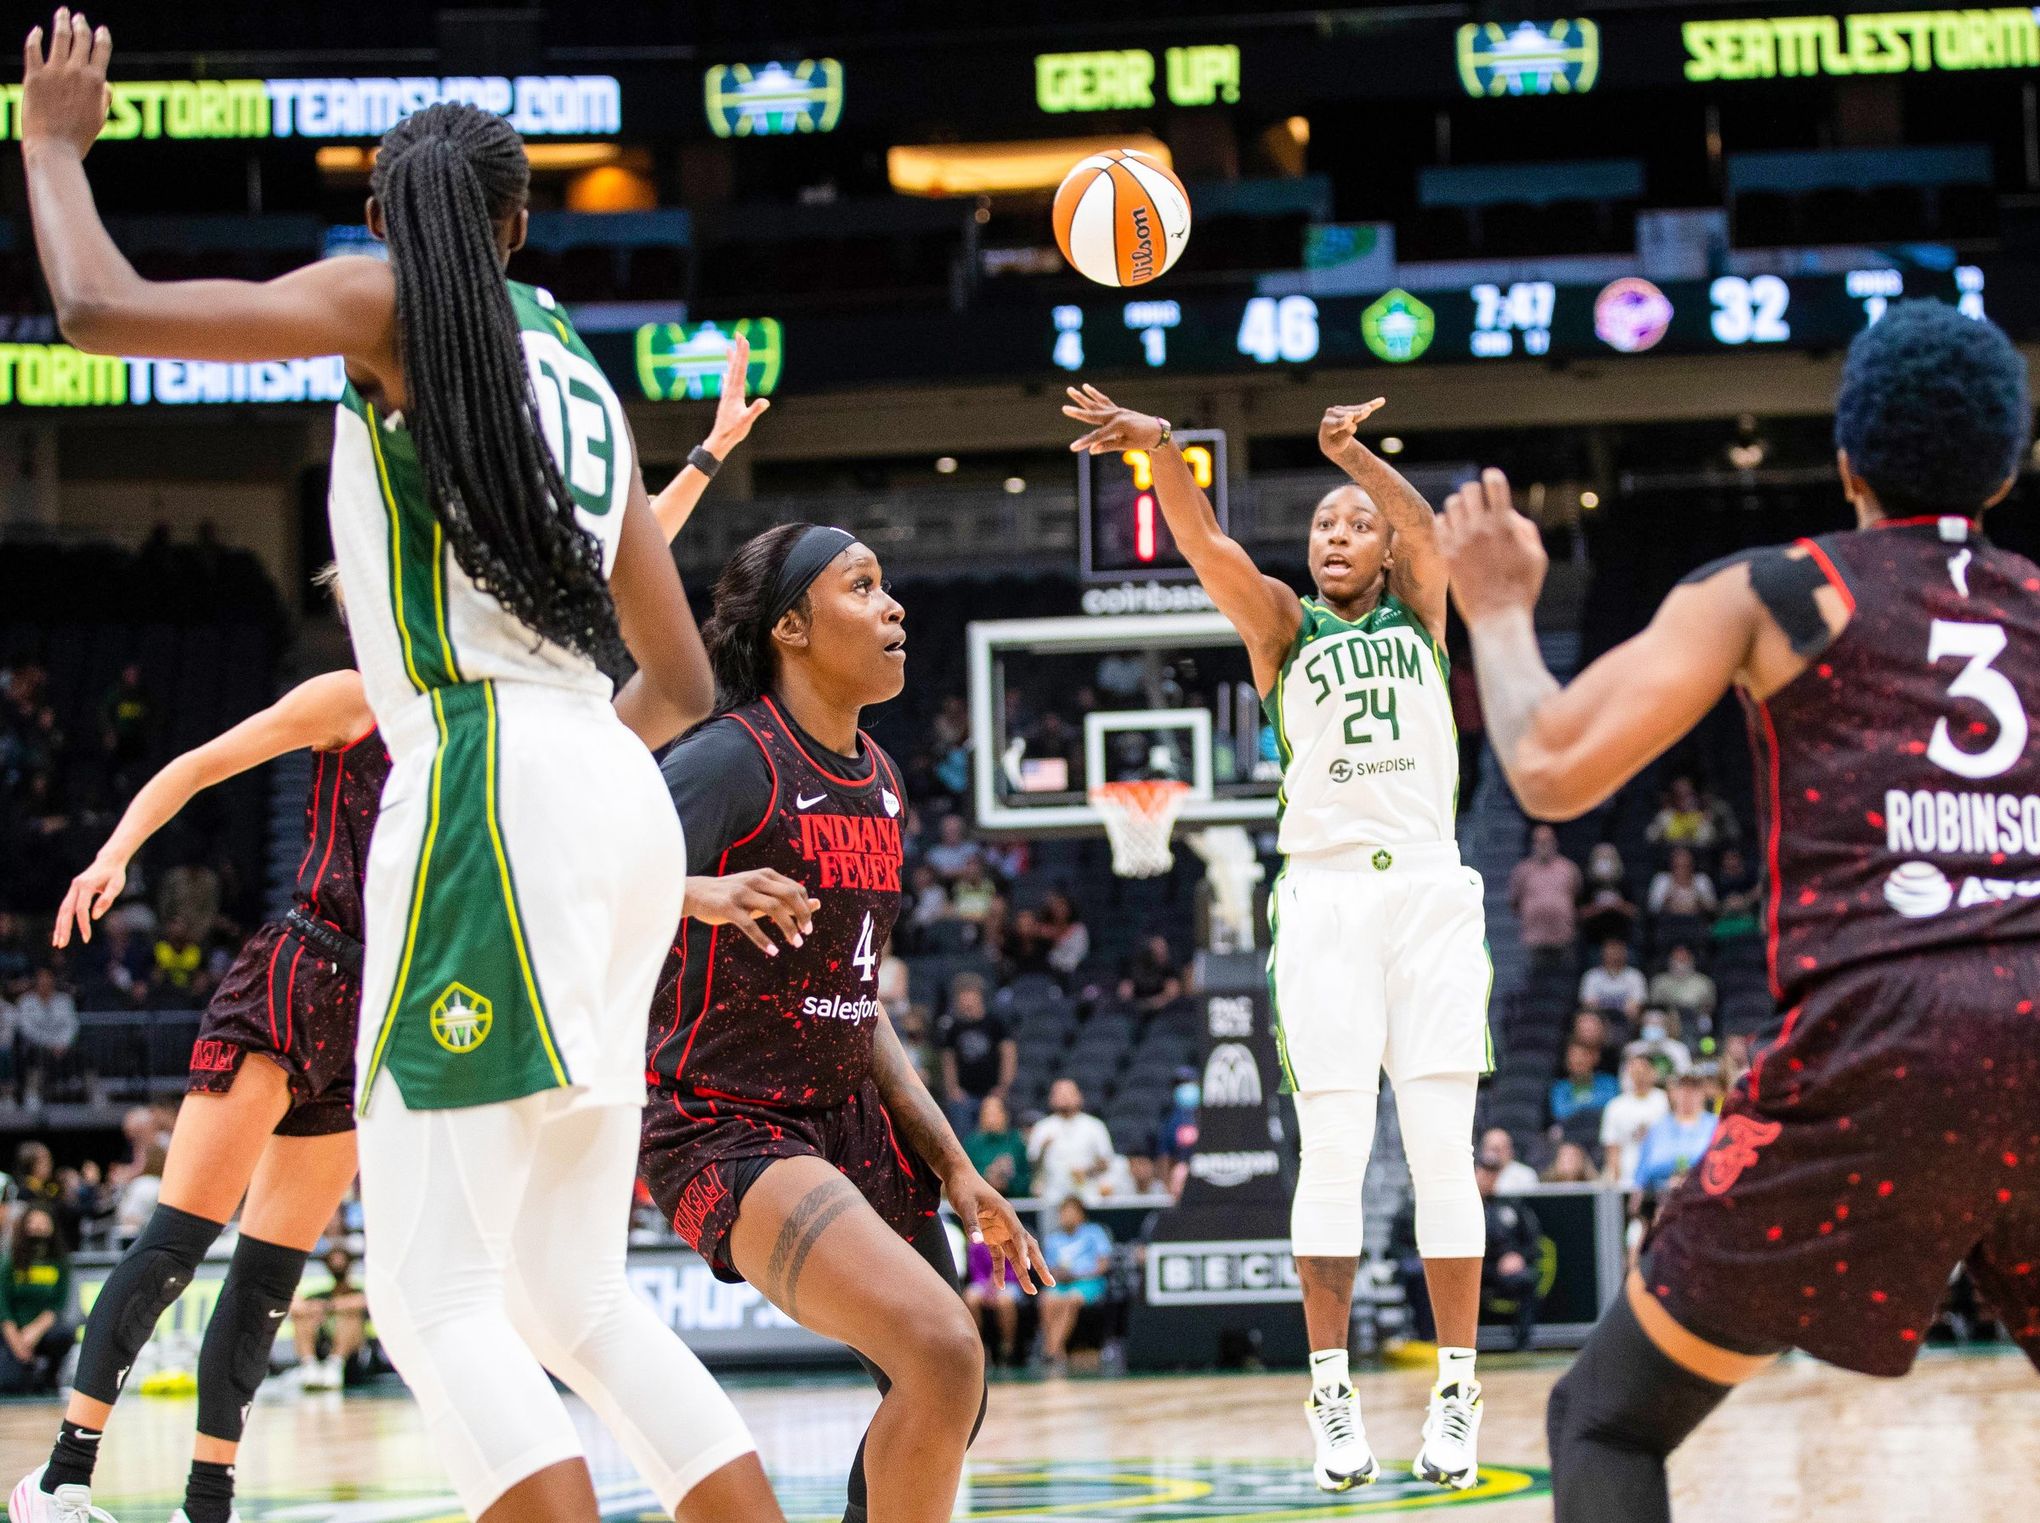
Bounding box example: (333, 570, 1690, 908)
(872, 1008, 970, 1177)
(1466, 608, 1562, 794)
(763, 1174, 860, 1322)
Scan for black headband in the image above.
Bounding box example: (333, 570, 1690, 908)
(769, 525, 858, 624)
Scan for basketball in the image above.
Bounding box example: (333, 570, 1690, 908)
(1051, 149, 1191, 287)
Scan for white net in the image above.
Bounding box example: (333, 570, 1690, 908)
(1188, 825, 1265, 952)
(1091, 779, 1192, 878)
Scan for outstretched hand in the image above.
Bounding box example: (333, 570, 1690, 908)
(682, 869, 818, 956)
(1438, 467, 1549, 626)
(1317, 399, 1387, 462)
(53, 856, 124, 948)
(1063, 384, 1167, 455)
(706, 333, 770, 455)
(21, 9, 111, 159)
(945, 1167, 1056, 1294)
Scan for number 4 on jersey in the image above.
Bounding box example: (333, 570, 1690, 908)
(851, 910, 877, 982)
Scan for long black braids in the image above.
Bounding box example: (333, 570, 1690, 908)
(370, 103, 623, 671)
(701, 522, 816, 712)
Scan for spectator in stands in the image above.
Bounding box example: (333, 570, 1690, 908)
(1509, 825, 1582, 967)
(1117, 935, 1183, 1012)
(1548, 1041, 1619, 1131)
(892, 1002, 938, 1087)
(1155, 1067, 1200, 1189)
(1600, 1054, 1669, 1189)
(1711, 846, 1764, 946)
(1578, 844, 1640, 946)
(291, 1244, 368, 1391)
(7, 1145, 73, 1251)
(1624, 1007, 1694, 1080)
(938, 973, 1016, 1129)
(1543, 1142, 1595, 1183)
(0, 1204, 74, 1394)
(1646, 775, 1729, 851)
(1476, 1149, 1544, 1351)
(1566, 1010, 1619, 1076)
(1648, 944, 1717, 1030)
(925, 812, 985, 882)
(149, 916, 206, 1006)
(1036, 1197, 1114, 1375)
(112, 1143, 165, 1243)
(965, 1094, 1031, 1197)
(946, 856, 1002, 934)
(1633, 1072, 1720, 1193)
(1578, 938, 1646, 1020)
(14, 968, 77, 1101)
(1647, 847, 1718, 923)
(907, 863, 951, 939)
(1028, 1078, 1117, 1205)
(99, 663, 151, 784)
(1037, 891, 1089, 980)
(106, 1107, 160, 1193)
(80, 921, 149, 1008)
(0, 914, 32, 987)
(1479, 1128, 1540, 1193)
(876, 936, 910, 1012)
(1721, 1032, 1753, 1091)
(962, 1237, 1023, 1368)
(155, 860, 222, 946)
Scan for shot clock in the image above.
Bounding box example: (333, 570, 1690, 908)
(1079, 428, 1227, 583)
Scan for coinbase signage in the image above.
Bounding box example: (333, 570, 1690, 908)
(0, 75, 622, 142)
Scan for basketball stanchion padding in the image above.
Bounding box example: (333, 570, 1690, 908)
(1090, 778, 1192, 878)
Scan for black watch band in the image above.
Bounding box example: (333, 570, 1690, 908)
(688, 445, 723, 478)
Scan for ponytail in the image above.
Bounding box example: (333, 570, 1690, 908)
(370, 104, 623, 671)
(702, 522, 816, 711)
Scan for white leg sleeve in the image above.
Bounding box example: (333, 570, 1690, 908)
(358, 1078, 585, 1517)
(1395, 1071, 1485, 1260)
(1289, 1087, 1380, 1259)
(506, 1100, 756, 1516)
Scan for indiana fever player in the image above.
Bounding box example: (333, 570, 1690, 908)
(1439, 300, 2040, 1522)
(642, 523, 1054, 1523)
(23, 658, 381, 1523)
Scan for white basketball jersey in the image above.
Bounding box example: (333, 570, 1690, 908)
(326, 282, 633, 728)
(1265, 592, 1458, 856)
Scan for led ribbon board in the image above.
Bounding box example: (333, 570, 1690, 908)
(0, 75, 621, 142)
(0, 345, 346, 407)
(704, 61, 844, 137)
(1684, 8, 2040, 80)
(633, 320, 784, 401)
(1458, 19, 1602, 96)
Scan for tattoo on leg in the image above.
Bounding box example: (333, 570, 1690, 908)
(765, 1177, 859, 1322)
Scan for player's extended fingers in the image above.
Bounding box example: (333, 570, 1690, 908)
(52, 884, 80, 948)
(1069, 425, 1112, 453)
(1023, 1229, 1057, 1290)
(87, 21, 108, 69)
(24, 24, 44, 74)
(1480, 467, 1516, 519)
(46, 9, 72, 66)
(1081, 383, 1115, 408)
(746, 888, 806, 947)
(730, 915, 781, 957)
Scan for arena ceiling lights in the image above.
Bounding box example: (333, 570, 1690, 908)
(888, 134, 1172, 198)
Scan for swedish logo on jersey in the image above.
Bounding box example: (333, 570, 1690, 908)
(1458, 19, 1601, 98)
(430, 983, 493, 1054)
(704, 60, 845, 138)
(634, 319, 785, 402)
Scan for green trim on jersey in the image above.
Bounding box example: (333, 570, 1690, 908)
(1478, 936, 1496, 1075)
(363, 399, 463, 693)
(358, 680, 569, 1114)
(1265, 864, 1300, 1093)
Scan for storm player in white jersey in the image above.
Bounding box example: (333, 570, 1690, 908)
(1065, 386, 1493, 1492)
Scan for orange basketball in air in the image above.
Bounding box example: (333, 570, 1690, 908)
(1052, 148, 1192, 288)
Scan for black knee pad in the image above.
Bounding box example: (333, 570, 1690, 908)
(196, 1234, 308, 1442)
(72, 1204, 225, 1404)
(1547, 1293, 1736, 1523)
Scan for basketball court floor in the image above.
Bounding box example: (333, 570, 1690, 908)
(1, 1347, 2030, 1521)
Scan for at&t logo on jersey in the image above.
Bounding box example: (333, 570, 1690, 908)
(796, 813, 904, 890)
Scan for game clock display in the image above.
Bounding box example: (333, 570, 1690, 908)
(1079, 427, 1228, 582)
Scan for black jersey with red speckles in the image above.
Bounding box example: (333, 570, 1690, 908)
(647, 695, 907, 1109)
(1748, 517, 2040, 1005)
(292, 728, 388, 942)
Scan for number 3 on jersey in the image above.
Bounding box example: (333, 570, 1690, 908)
(1926, 619, 2028, 780)
(851, 910, 877, 982)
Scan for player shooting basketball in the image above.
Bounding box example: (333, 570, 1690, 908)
(1439, 300, 2040, 1523)
(1064, 384, 1495, 1493)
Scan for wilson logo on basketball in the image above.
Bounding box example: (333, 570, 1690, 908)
(1699, 1114, 1782, 1196)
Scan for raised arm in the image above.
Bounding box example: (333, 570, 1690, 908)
(870, 1006, 1051, 1292)
(1065, 384, 1301, 690)
(610, 472, 716, 750)
(648, 334, 770, 543)
(1437, 469, 1772, 821)
(54, 670, 371, 947)
(1317, 400, 1448, 641)
(20, 15, 397, 377)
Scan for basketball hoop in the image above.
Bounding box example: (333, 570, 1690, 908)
(1091, 779, 1192, 879)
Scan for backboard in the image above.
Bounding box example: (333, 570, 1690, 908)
(967, 611, 1280, 833)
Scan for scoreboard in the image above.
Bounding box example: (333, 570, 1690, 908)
(1079, 428, 1228, 583)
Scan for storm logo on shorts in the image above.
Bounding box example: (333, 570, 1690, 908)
(430, 982, 493, 1054)
(1699, 1114, 1781, 1196)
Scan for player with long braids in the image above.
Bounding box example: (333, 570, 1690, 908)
(16, 14, 782, 1523)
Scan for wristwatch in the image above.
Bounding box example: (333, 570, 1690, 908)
(687, 444, 723, 478)
(1153, 418, 1173, 448)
